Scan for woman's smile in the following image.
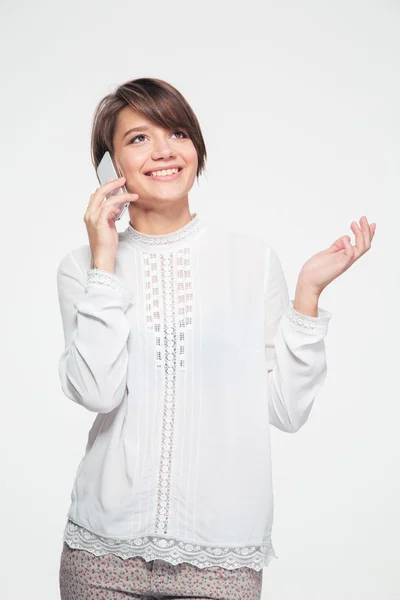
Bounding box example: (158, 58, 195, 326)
(144, 167, 183, 181)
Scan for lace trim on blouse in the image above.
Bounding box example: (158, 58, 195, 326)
(85, 269, 134, 305)
(125, 212, 201, 248)
(287, 299, 331, 334)
(63, 519, 277, 571)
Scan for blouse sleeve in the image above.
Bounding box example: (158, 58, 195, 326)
(56, 250, 134, 414)
(264, 245, 332, 433)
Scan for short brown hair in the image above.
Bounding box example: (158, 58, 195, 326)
(90, 77, 207, 180)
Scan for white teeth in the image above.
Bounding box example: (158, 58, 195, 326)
(148, 168, 180, 177)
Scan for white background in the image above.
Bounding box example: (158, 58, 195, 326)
(1, 0, 398, 598)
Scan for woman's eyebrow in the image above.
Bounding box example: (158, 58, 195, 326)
(123, 125, 150, 140)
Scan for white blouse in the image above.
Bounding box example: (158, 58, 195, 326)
(56, 212, 332, 571)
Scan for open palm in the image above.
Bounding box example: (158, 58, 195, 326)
(298, 216, 376, 295)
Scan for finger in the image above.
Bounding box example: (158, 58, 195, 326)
(97, 201, 121, 226)
(96, 192, 139, 223)
(329, 235, 351, 252)
(86, 191, 138, 224)
(89, 177, 127, 209)
(370, 223, 376, 239)
(342, 235, 355, 259)
(95, 192, 139, 219)
(102, 191, 139, 208)
(360, 215, 371, 250)
(350, 220, 365, 259)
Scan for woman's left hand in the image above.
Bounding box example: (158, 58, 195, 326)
(297, 216, 376, 296)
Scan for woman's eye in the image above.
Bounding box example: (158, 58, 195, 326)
(172, 130, 188, 139)
(129, 130, 188, 144)
(129, 134, 146, 144)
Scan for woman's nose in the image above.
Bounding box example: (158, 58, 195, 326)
(151, 140, 175, 157)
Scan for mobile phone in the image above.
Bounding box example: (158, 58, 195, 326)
(96, 151, 130, 222)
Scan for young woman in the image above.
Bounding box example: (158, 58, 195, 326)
(57, 77, 376, 600)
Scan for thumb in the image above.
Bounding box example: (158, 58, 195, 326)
(328, 235, 351, 253)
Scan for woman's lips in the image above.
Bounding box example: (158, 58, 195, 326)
(145, 168, 183, 181)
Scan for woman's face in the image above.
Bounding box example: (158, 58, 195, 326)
(112, 106, 198, 206)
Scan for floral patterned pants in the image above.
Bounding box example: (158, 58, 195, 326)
(59, 542, 263, 600)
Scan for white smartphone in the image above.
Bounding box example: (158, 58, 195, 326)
(96, 151, 130, 222)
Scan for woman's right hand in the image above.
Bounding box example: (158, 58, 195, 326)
(84, 177, 139, 272)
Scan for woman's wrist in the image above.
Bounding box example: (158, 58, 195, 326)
(293, 282, 321, 317)
(91, 255, 115, 274)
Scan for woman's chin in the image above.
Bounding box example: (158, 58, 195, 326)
(130, 193, 186, 205)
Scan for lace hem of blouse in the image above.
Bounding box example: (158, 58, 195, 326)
(63, 520, 276, 571)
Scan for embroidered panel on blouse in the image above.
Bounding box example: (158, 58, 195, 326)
(142, 248, 193, 372)
(139, 246, 194, 541)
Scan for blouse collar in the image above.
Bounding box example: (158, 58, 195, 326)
(124, 212, 203, 250)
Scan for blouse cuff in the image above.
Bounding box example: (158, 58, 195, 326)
(86, 269, 134, 305)
(286, 299, 332, 335)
